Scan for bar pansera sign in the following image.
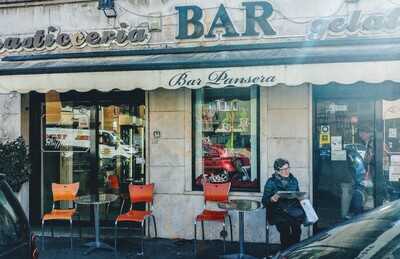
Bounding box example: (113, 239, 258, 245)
(0, 23, 150, 52)
(168, 70, 276, 88)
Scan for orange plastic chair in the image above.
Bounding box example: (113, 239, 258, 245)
(41, 182, 80, 250)
(194, 181, 233, 254)
(114, 183, 157, 255)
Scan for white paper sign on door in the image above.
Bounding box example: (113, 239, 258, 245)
(331, 136, 342, 151)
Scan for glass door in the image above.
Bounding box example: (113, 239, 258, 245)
(41, 91, 146, 222)
(314, 99, 376, 229)
(382, 99, 400, 202)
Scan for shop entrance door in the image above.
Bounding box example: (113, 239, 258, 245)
(39, 91, 146, 224)
(314, 85, 400, 231)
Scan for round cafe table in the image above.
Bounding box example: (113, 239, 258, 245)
(218, 199, 261, 259)
(76, 193, 118, 255)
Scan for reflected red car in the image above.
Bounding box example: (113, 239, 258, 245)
(202, 143, 250, 175)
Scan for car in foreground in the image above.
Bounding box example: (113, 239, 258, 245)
(274, 199, 400, 259)
(0, 176, 38, 259)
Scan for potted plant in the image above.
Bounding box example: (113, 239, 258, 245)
(0, 137, 31, 215)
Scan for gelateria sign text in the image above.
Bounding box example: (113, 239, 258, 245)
(168, 70, 276, 88)
(309, 8, 400, 40)
(0, 23, 150, 53)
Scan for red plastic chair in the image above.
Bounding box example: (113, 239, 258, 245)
(108, 175, 120, 190)
(194, 181, 233, 254)
(114, 183, 157, 255)
(41, 182, 80, 250)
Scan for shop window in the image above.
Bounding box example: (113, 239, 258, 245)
(192, 87, 259, 191)
(41, 90, 146, 221)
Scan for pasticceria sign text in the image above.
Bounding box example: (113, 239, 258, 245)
(0, 23, 150, 53)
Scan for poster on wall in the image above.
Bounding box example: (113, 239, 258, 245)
(331, 150, 347, 161)
(331, 136, 342, 151)
(389, 155, 400, 181)
(389, 128, 397, 138)
(319, 125, 330, 145)
(320, 133, 330, 145)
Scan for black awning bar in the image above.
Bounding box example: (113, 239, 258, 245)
(0, 48, 399, 76)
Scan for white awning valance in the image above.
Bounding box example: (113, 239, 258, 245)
(0, 60, 398, 93)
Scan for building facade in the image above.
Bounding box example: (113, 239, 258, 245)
(0, 0, 400, 244)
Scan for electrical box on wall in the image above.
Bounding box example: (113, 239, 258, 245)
(148, 13, 162, 32)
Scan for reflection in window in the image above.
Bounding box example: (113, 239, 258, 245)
(193, 87, 259, 191)
(0, 188, 21, 247)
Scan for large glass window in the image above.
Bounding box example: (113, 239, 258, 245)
(41, 90, 146, 222)
(193, 87, 259, 191)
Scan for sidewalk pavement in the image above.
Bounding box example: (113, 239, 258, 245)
(37, 236, 281, 259)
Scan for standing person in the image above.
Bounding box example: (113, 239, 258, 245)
(262, 158, 304, 250)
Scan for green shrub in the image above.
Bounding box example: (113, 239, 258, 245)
(0, 137, 31, 192)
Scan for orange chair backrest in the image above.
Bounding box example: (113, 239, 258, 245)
(52, 182, 79, 202)
(129, 183, 154, 204)
(204, 182, 230, 203)
(108, 175, 120, 190)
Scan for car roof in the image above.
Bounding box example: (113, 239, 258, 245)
(282, 200, 400, 259)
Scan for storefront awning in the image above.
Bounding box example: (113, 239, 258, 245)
(1, 38, 400, 93)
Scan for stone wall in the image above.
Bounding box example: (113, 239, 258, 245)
(0, 92, 21, 141)
(148, 85, 311, 242)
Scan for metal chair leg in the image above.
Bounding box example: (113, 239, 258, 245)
(106, 202, 112, 221)
(114, 221, 118, 251)
(201, 221, 205, 240)
(222, 223, 226, 254)
(228, 215, 233, 242)
(51, 220, 54, 238)
(147, 218, 151, 238)
(78, 212, 82, 239)
(70, 219, 73, 250)
(194, 221, 197, 255)
(266, 223, 270, 257)
(151, 215, 158, 238)
(138, 221, 145, 256)
(119, 199, 125, 215)
(41, 220, 45, 250)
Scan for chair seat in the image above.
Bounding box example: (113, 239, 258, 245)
(196, 209, 228, 222)
(116, 210, 152, 222)
(43, 209, 76, 221)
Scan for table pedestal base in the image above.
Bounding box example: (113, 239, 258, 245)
(83, 241, 115, 255)
(220, 253, 258, 259)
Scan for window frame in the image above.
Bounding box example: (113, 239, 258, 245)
(191, 86, 260, 192)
